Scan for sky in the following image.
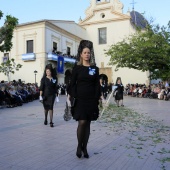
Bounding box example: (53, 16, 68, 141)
(0, 0, 170, 27)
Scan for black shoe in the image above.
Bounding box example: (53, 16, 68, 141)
(50, 122, 54, 127)
(76, 146, 82, 158)
(44, 120, 48, 125)
(82, 147, 89, 158)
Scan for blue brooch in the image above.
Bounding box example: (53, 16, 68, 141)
(89, 67, 96, 75)
(52, 79, 56, 83)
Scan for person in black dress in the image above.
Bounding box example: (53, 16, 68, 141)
(69, 40, 100, 159)
(39, 64, 58, 127)
(114, 77, 124, 107)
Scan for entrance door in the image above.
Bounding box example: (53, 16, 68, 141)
(65, 69, 72, 85)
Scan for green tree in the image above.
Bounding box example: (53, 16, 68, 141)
(105, 22, 170, 81)
(0, 10, 22, 81)
(0, 58, 22, 81)
(0, 10, 18, 52)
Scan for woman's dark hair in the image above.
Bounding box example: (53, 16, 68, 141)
(43, 63, 57, 78)
(115, 77, 122, 84)
(76, 40, 96, 66)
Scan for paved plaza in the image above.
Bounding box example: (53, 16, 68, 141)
(0, 96, 170, 170)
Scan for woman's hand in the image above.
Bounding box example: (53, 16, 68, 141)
(67, 94, 71, 101)
(55, 96, 59, 103)
(39, 96, 43, 103)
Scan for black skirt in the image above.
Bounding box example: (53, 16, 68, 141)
(115, 92, 123, 100)
(43, 95, 55, 110)
(72, 98, 99, 121)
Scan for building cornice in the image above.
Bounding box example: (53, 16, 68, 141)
(79, 6, 130, 26)
(15, 20, 82, 42)
(80, 16, 130, 26)
(45, 21, 82, 41)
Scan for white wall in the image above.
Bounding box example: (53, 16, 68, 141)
(81, 2, 149, 85)
(51, 21, 87, 40)
(0, 23, 46, 85)
(45, 25, 80, 56)
(0, 21, 83, 84)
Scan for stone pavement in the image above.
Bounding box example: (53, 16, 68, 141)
(0, 96, 169, 170)
(122, 96, 170, 126)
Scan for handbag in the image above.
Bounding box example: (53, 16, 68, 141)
(70, 97, 76, 107)
(63, 102, 72, 121)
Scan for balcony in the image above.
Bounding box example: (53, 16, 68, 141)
(22, 53, 36, 61)
(47, 53, 76, 63)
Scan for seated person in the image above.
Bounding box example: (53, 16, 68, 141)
(17, 86, 27, 103)
(158, 87, 165, 100)
(23, 86, 32, 101)
(149, 86, 159, 99)
(141, 87, 147, 97)
(128, 85, 133, 96)
(167, 90, 170, 100)
(132, 86, 138, 97)
(144, 87, 152, 98)
(164, 87, 170, 100)
(137, 87, 143, 97)
(0, 86, 16, 107)
(8, 86, 22, 106)
(0, 88, 4, 106)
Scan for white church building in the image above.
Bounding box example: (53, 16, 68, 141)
(0, 0, 150, 85)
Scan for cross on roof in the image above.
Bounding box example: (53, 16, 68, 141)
(130, 0, 137, 10)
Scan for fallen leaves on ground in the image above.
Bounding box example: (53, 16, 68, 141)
(97, 104, 170, 169)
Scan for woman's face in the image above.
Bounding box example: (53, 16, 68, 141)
(80, 47, 90, 62)
(100, 79, 103, 84)
(117, 79, 121, 84)
(46, 69, 51, 77)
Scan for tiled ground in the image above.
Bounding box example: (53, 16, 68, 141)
(0, 96, 169, 170)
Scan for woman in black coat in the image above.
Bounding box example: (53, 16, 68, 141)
(39, 64, 58, 127)
(114, 77, 124, 107)
(69, 40, 100, 158)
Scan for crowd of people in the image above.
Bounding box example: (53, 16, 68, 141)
(124, 82, 170, 101)
(52, 48, 77, 59)
(0, 80, 39, 108)
(0, 79, 71, 109)
(99, 80, 170, 102)
(57, 83, 67, 95)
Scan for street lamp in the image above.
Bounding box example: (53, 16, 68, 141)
(34, 70, 38, 84)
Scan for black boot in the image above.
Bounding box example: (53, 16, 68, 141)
(50, 122, 54, 127)
(82, 146, 89, 158)
(44, 120, 48, 125)
(76, 145, 82, 158)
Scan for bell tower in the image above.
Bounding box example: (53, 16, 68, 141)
(85, 0, 123, 18)
(96, 0, 110, 3)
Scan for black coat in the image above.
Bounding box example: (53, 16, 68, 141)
(69, 65, 100, 121)
(39, 77, 58, 97)
(115, 83, 124, 100)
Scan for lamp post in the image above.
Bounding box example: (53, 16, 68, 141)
(34, 70, 38, 84)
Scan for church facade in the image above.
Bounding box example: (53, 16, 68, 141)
(0, 0, 149, 85)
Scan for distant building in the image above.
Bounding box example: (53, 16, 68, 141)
(0, 20, 86, 84)
(0, 0, 150, 85)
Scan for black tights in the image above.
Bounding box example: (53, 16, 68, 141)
(44, 109, 53, 122)
(77, 120, 91, 152)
